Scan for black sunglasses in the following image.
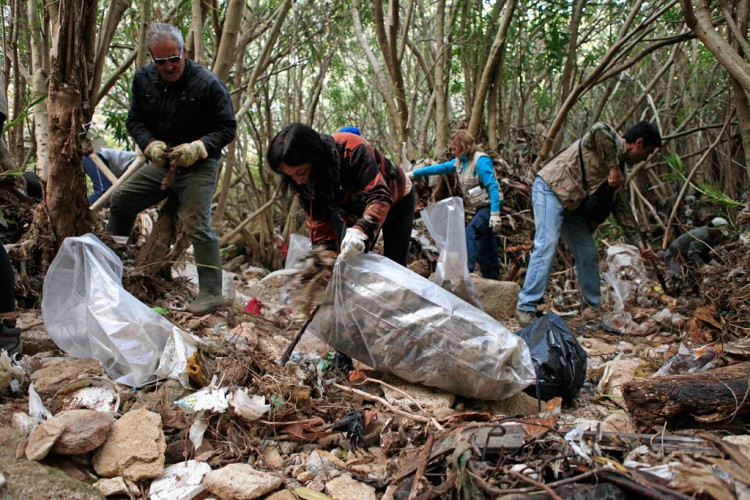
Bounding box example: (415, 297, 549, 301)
(151, 54, 183, 65)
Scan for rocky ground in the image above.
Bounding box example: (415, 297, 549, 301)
(1, 232, 750, 500)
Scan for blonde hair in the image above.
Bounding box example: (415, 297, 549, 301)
(450, 130, 476, 156)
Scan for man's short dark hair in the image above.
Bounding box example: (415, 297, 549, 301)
(623, 121, 662, 148)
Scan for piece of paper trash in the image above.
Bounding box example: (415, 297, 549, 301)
(149, 459, 212, 500)
(29, 383, 51, 423)
(230, 389, 271, 420)
(564, 427, 593, 462)
(188, 411, 209, 450)
(175, 376, 229, 413)
(154, 327, 201, 389)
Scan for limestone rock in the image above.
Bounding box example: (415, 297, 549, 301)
(92, 477, 138, 497)
(601, 411, 637, 434)
(203, 463, 283, 500)
(25, 418, 65, 461)
(30, 359, 105, 398)
(11, 412, 38, 437)
(51, 410, 114, 455)
(488, 391, 540, 417)
(262, 445, 285, 469)
(472, 278, 520, 321)
(92, 409, 166, 481)
(266, 490, 298, 500)
(325, 474, 377, 500)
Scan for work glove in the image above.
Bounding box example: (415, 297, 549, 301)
(169, 140, 208, 168)
(144, 140, 168, 168)
(489, 212, 502, 234)
(340, 227, 368, 261)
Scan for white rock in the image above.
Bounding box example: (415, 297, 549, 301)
(203, 463, 283, 500)
(325, 474, 377, 500)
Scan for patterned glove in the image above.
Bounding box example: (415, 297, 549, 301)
(144, 140, 168, 168)
(169, 140, 208, 167)
(340, 228, 368, 261)
(490, 212, 502, 234)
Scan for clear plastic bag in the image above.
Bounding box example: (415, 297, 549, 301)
(285, 234, 312, 270)
(41, 234, 175, 387)
(308, 254, 534, 400)
(420, 196, 483, 309)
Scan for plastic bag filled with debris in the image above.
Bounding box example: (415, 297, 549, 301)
(285, 234, 312, 270)
(516, 313, 587, 402)
(420, 196, 483, 309)
(41, 234, 173, 387)
(602, 244, 647, 312)
(308, 253, 534, 400)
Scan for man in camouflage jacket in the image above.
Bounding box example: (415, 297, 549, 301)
(516, 121, 662, 325)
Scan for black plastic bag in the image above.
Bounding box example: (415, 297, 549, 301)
(516, 313, 587, 402)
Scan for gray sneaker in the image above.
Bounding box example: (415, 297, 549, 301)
(516, 309, 536, 327)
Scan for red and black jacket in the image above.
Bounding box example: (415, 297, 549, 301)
(302, 132, 408, 250)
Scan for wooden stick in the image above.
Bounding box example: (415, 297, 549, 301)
(279, 304, 320, 364)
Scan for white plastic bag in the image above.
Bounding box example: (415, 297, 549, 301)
(308, 254, 534, 400)
(41, 234, 175, 387)
(420, 197, 483, 309)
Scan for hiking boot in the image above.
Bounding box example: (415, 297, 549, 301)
(516, 309, 537, 327)
(0, 320, 22, 357)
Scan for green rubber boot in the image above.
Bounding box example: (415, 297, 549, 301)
(0, 320, 23, 357)
(188, 241, 225, 315)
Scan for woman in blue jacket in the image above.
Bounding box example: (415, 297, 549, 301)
(408, 130, 503, 279)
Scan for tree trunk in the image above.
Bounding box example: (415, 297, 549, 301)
(623, 362, 750, 429)
(433, 0, 448, 154)
(28, 0, 49, 178)
(190, 0, 205, 65)
(467, 0, 516, 139)
(46, 0, 97, 243)
(135, 0, 151, 69)
(134, 196, 190, 276)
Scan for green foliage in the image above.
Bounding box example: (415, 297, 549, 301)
(102, 109, 131, 145)
(663, 154, 743, 213)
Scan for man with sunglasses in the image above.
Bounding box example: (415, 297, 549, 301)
(107, 22, 236, 315)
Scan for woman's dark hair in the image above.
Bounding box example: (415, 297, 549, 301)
(266, 123, 338, 195)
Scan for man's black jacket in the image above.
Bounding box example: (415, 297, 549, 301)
(126, 59, 236, 159)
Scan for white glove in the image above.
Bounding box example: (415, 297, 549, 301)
(490, 212, 502, 234)
(340, 228, 368, 261)
(405, 170, 415, 180)
(144, 140, 168, 168)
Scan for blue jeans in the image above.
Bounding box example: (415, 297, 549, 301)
(107, 158, 220, 246)
(517, 177, 600, 312)
(466, 206, 499, 279)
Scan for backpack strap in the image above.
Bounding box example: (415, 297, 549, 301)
(578, 139, 589, 193)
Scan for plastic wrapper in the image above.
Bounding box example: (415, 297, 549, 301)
(654, 343, 721, 376)
(41, 234, 176, 387)
(420, 196, 483, 309)
(308, 253, 534, 400)
(516, 313, 587, 402)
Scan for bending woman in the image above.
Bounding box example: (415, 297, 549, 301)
(267, 123, 415, 266)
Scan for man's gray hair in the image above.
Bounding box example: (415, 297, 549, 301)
(147, 23, 184, 53)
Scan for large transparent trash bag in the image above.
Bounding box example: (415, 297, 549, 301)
(41, 234, 174, 387)
(308, 254, 534, 400)
(420, 197, 483, 309)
